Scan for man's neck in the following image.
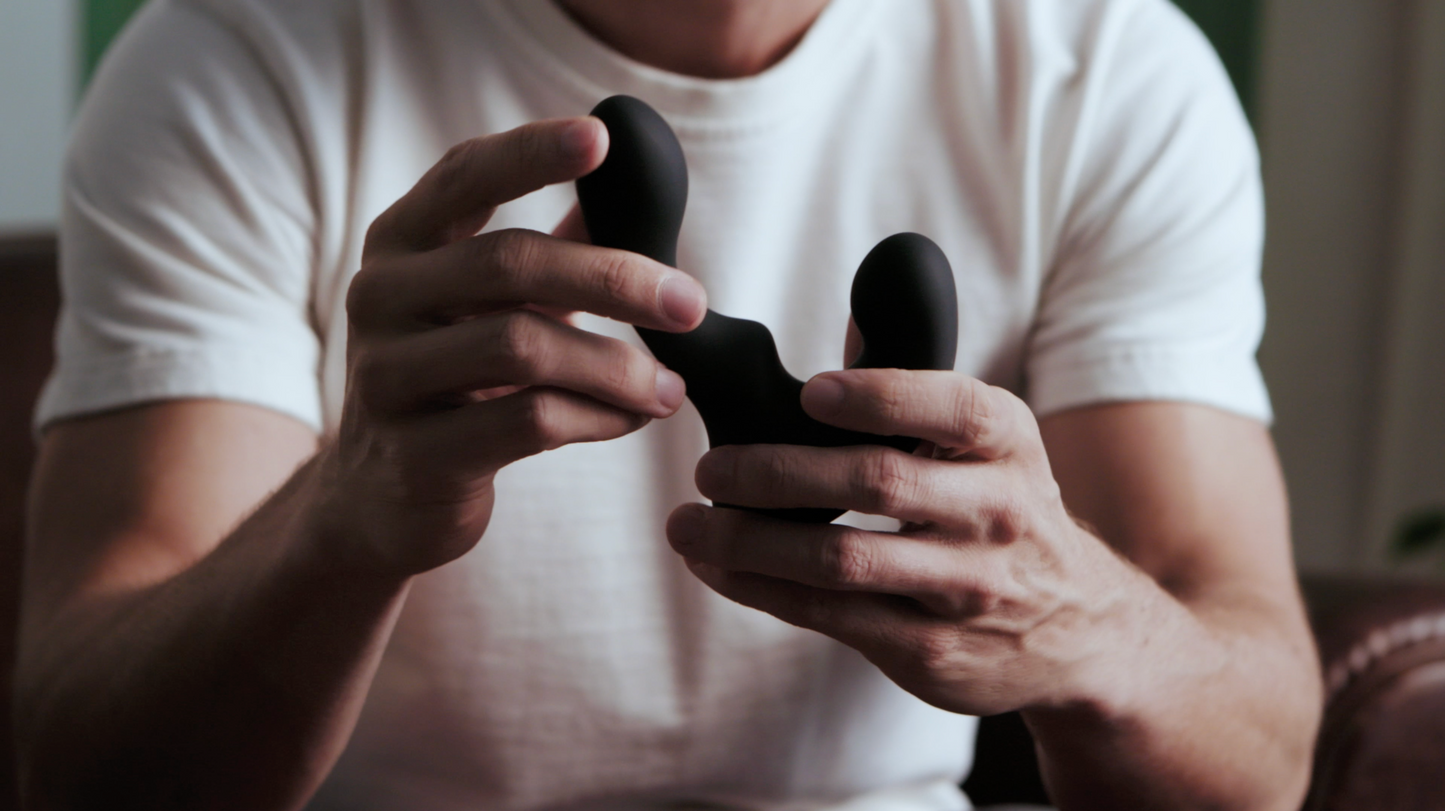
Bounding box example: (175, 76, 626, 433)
(554, 0, 833, 79)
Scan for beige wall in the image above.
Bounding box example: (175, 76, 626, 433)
(0, 0, 75, 232)
(1362, 0, 1445, 569)
(1257, 0, 1445, 573)
(4, 0, 1439, 572)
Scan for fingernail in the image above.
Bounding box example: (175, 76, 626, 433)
(669, 504, 707, 549)
(655, 367, 686, 412)
(659, 275, 706, 327)
(802, 376, 846, 415)
(560, 119, 596, 158)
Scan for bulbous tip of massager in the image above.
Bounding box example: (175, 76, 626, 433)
(576, 95, 689, 268)
(851, 233, 959, 373)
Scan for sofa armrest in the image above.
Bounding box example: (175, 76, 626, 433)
(1301, 574, 1445, 811)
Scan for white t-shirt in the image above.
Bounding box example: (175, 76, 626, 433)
(39, 0, 1269, 808)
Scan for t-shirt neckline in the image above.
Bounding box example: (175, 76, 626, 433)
(486, 0, 881, 136)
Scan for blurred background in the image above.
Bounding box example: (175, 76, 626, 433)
(12, 0, 1438, 576)
(1, 1, 1443, 808)
(2, 1, 1445, 563)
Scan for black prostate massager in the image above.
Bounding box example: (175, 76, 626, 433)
(576, 95, 959, 523)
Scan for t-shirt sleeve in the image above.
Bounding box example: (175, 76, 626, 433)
(1024, 0, 1272, 423)
(35, 0, 323, 433)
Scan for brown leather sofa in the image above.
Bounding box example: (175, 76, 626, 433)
(4, 235, 1445, 810)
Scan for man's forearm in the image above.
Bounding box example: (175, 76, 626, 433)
(1024, 583, 1322, 811)
(17, 116, 701, 810)
(17, 454, 410, 811)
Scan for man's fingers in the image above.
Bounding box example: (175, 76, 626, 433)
(348, 229, 706, 333)
(667, 505, 1001, 614)
(355, 310, 685, 418)
(420, 386, 651, 473)
(800, 370, 1037, 459)
(695, 443, 1019, 526)
(694, 444, 945, 523)
(366, 117, 608, 254)
(683, 561, 914, 650)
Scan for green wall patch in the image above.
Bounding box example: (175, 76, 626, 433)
(1172, 0, 1261, 118)
(84, 0, 148, 86)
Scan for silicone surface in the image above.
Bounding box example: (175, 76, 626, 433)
(577, 95, 958, 522)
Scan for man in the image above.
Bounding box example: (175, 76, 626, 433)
(16, 0, 1321, 808)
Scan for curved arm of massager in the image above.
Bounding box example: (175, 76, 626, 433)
(576, 95, 959, 522)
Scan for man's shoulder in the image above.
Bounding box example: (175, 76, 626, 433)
(919, 0, 1229, 138)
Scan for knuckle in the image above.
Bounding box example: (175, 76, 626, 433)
(984, 494, 1029, 544)
(820, 532, 878, 588)
(855, 450, 917, 515)
(601, 345, 651, 399)
(972, 581, 1007, 616)
(483, 229, 540, 287)
(910, 631, 958, 673)
(517, 390, 567, 453)
(345, 267, 386, 326)
(590, 251, 639, 305)
(758, 445, 797, 491)
(873, 379, 911, 425)
(963, 576, 1007, 618)
(494, 311, 548, 382)
(435, 140, 481, 196)
(362, 210, 397, 254)
(957, 382, 996, 444)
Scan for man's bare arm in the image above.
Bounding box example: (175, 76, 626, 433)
(15, 116, 707, 810)
(17, 401, 407, 810)
(1029, 402, 1320, 810)
(668, 378, 1320, 810)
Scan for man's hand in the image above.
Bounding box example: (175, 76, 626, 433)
(16, 117, 708, 810)
(665, 369, 1321, 810)
(311, 116, 706, 576)
(665, 370, 1143, 716)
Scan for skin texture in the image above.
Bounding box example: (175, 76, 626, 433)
(557, 0, 833, 78)
(17, 2, 1321, 809)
